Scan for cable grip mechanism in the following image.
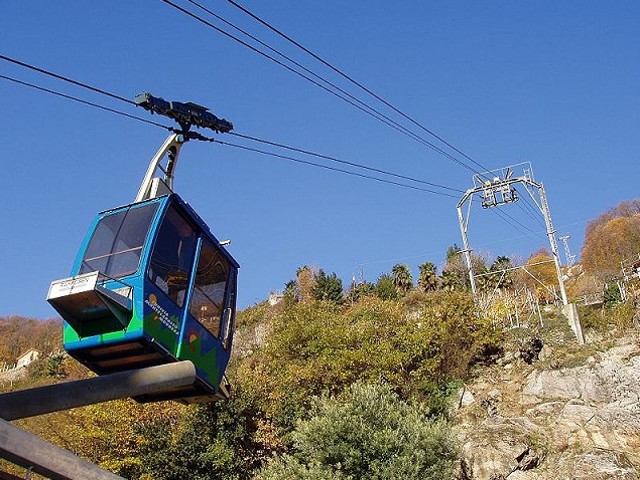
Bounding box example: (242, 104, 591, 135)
(133, 92, 234, 202)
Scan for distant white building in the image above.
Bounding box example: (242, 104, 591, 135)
(16, 349, 39, 369)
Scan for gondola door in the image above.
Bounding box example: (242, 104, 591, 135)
(177, 235, 237, 391)
(143, 203, 198, 356)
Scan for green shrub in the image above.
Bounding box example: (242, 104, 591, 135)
(610, 301, 636, 331)
(375, 274, 399, 300)
(603, 282, 622, 308)
(578, 304, 607, 331)
(238, 293, 501, 434)
(256, 383, 457, 480)
(138, 392, 260, 480)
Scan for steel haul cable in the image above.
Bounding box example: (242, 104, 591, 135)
(0, 55, 548, 239)
(0, 69, 458, 198)
(159, 0, 491, 178)
(223, 0, 493, 175)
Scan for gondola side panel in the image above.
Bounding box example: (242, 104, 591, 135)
(175, 315, 226, 389)
(141, 283, 182, 356)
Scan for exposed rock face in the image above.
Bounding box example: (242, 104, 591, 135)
(453, 340, 640, 479)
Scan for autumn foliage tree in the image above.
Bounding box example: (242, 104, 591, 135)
(581, 200, 640, 280)
(296, 266, 318, 302)
(519, 248, 559, 303)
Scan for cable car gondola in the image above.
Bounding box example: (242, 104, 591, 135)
(47, 94, 238, 403)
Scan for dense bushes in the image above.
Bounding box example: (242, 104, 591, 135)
(256, 383, 457, 480)
(238, 291, 500, 438)
(137, 398, 258, 480)
(7, 290, 499, 479)
(131, 291, 493, 478)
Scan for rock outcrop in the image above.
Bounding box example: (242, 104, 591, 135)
(453, 339, 640, 479)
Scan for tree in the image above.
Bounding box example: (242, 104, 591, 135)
(440, 268, 465, 291)
(375, 274, 399, 300)
(256, 383, 457, 480)
(283, 280, 299, 303)
(312, 270, 344, 304)
(138, 394, 260, 480)
(478, 256, 514, 292)
(391, 263, 413, 292)
(418, 261, 438, 292)
(490, 256, 513, 288)
(603, 282, 623, 308)
(296, 266, 318, 303)
(347, 281, 375, 303)
(440, 245, 487, 292)
(0, 316, 61, 364)
(519, 248, 558, 303)
(282, 267, 322, 303)
(581, 201, 640, 280)
(237, 293, 501, 438)
(445, 244, 461, 262)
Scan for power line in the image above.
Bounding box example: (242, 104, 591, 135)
(159, 0, 487, 177)
(0, 72, 457, 197)
(215, 140, 458, 197)
(230, 132, 463, 193)
(224, 0, 493, 175)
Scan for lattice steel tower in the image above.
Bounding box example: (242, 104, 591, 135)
(456, 163, 568, 306)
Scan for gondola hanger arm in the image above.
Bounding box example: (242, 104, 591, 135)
(133, 92, 233, 202)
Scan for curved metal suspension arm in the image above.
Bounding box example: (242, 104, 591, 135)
(135, 133, 185, 202)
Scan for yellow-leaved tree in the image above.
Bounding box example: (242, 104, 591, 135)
(581, 200, 640, 280)
(519, 248, 559, 303)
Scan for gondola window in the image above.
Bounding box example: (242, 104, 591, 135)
(189, 239, 230, 336)
(148, 206, 197, 307)
(80, 203, 158, 278)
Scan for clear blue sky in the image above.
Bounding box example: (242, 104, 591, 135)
(1, 1, 639, 319)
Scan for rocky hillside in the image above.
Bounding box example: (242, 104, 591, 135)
(453, 316, 639, 479)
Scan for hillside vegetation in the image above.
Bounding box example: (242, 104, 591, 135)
(0, 198, 639, 479)
(0, 289, 500, 479)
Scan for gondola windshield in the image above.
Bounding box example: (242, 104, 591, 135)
(80, 203, 159, 278)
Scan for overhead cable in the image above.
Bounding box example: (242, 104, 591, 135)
(224, 0, 493, 175)
(215, 139, 458, 197)
(518, 194, 547, 229)
(159, 0, 487, 177)
(0, 53, 134, 106)
(490, 207, 546, 240)
(182, 0, 477, 179)
(0, 74, 171, 130)
(230, 132, 463, 193)
(0, 72, 456, 197)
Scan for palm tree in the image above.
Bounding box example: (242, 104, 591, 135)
(391, 263, 413, 292)
(418, 261, 438, 292)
